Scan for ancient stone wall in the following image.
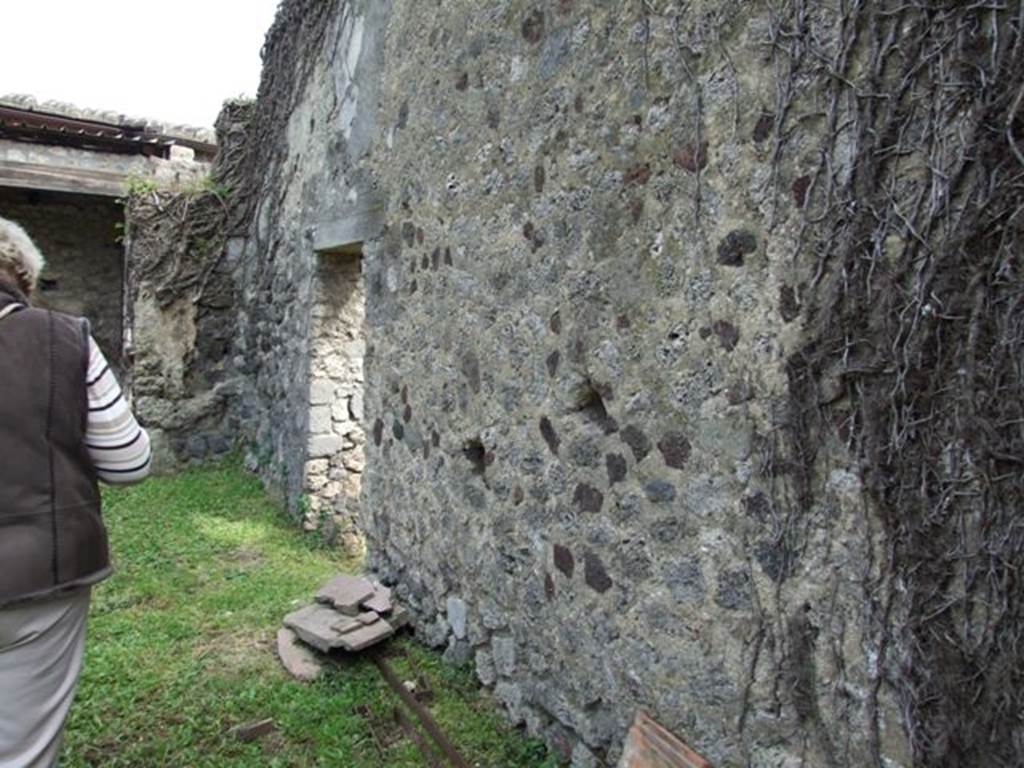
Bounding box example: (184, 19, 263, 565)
(355, 2, 878, 765)
(0, 187, 124, 370)
(231, 0, 387, 520)
(0, 96, 219, 470)
(239, 1, 1023, 766)
(121, 106, 250, 471)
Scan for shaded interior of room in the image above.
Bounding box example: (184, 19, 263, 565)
(0, 186, 125, 371)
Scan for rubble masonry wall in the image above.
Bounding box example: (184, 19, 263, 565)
(233, 0, 1017, 765)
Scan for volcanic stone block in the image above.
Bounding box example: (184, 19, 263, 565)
(492, 635, 517, 676)
(584, 551, 613, 593)
(390, 603, 412, 629)
(476, 648, 497, 686)
(316, 575, 376, 615)
(554, 544, 574, 578)
(657, 433, 692, 470)
(573, 483, 604, 513)
(447, 595, 467, 639)
(621, 425, 652, 462)
(606, 453, 628, 485)
(716, 229, 757, 266)
(644, 480, 677, 503)
(444, 638, 473, 666)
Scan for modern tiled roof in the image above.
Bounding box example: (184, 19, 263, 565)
(0, 97, 217, 161)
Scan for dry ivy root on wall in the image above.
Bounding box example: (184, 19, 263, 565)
(771, 1, 1024, 765)
(126, 187, 230, 309)
(232, 0, 341, 242)
(125, 101, 256, 311)
(122, 182, 237, 461)
(130, 0, 340, 292)
(121, 102, 256, 462)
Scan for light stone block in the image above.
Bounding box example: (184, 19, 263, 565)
(309, 406, 334, 434)
(309, 378, 336, 405)
(283, 604, 353, 653)
(337, 617, 394, 651)
(308, 434, 343, 458)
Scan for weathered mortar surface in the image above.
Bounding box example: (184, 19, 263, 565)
(239, 0, 1022, 766)
(128, 281, 238, 470)
(0, 187, 125, 369)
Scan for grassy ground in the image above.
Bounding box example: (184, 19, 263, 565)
(62, 462, 555, 768)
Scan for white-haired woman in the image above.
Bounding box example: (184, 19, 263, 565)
(0, 216, 151, 767)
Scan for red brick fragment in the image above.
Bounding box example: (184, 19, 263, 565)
(620, 711, 713, 768)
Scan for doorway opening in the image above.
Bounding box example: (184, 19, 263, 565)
(304, 246, 366, 555)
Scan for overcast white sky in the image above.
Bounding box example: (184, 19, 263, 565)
(0, 0, 282, 128)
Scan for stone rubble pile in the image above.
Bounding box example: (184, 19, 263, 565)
(276, 574, 410, 680)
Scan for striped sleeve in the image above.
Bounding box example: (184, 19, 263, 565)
(85, 337, 152, 484)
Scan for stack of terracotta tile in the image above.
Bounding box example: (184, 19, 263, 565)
(276, 575, 409, 680)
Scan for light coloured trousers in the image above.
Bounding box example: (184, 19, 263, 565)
(0, 589, 90, 768)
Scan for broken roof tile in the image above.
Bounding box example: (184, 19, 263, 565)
(283, 603, 352, 653)
(315, 574, 376, 616)
(363, 583, 393, 614)
(620, 711, 711, 768)
(276, 627, 324, 682)
(337, 618, 395, 652)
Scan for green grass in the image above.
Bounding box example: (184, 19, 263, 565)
(63, 461, 556, 768)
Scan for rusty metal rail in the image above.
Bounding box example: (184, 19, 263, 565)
(393, 706, 444, 768)
(370, 650, 470, 768)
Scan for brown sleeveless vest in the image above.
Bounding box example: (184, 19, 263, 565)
(0, 284, 110, 606)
